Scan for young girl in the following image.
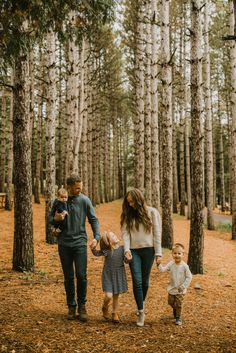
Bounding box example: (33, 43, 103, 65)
(90, 231, 128, 323)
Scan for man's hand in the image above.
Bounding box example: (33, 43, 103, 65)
(54, 211, 66, 222)
(155, 256, 162, 265)
(90, 239, 98, 250)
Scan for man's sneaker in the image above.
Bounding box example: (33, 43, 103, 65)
(137, 310, 145, 327)
(68, 306, 76, 320)
(78, 305, 88, 322)
(175, 317, 182, 325)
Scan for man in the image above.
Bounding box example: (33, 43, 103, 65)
(49, 174, 100, 322)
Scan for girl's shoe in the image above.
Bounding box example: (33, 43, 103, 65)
(112, 312, 120, 323)
(137, 310, 145, 327)
(102, 304, 110, 320)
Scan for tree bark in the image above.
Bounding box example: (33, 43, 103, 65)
(188, 0, 204, 274)
(12, 47, 34, 272)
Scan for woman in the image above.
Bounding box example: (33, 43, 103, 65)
(121, 188, 162, 326)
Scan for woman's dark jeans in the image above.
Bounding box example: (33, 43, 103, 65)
(58, 244, 87, 309)
(129, 247, 155, 310)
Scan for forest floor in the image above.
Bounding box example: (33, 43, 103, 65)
(0, 199, 236, 353)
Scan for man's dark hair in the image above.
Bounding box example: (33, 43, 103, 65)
(66, 174, 82, 186)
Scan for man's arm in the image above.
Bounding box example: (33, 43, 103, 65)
(86, 198, 100, 241)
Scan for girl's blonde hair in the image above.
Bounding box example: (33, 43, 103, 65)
(100, 231, 117, 251)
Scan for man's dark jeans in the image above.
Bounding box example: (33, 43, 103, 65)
(129, 247, 155, 310)
(58, 244, 87, 309)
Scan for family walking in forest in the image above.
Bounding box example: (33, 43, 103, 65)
(49, 176, 192, 327)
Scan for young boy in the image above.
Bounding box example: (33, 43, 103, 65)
(51, 188, 68, 236)
(157, 243, 192, 325)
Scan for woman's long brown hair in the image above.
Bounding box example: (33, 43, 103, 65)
(120, 189, 152, 233)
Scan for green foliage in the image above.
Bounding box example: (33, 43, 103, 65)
(0, 0, 116, 66)
(215, 222, 232, 233)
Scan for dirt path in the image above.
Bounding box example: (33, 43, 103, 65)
(0, 199, 236, 353)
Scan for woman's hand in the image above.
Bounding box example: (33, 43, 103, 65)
(155, 256, 162, 265)
(125, 251, 132, 261)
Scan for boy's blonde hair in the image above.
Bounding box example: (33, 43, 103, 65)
(58, 188, 68, 197)
(172, 243, 185, 252)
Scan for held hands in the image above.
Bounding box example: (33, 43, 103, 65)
(124, 251, 132, 262)
(89, 239, 98, 250)
(155, 256, 162, 266)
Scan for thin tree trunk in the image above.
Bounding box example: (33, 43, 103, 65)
(134, 2, 145, 192)
(204, 0, 215, 229)
(151, 0, 160, 209)
(188, 0, 204, 274)
(45, 30, 57, 244)
(230, 0, 236, 240)
(161, 0, 173, 249)
(144, 0, 152, 204)
(0, 95, 7, 192)
(5, 83, 14, 211)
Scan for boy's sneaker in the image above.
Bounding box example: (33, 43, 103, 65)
(78, 305, 88, 322)
(68, 306, 76, 320)
(175, 317, 182, 325)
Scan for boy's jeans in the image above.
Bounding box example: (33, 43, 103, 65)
(58, 244, 87, 309)
(129, 247, 155, 310)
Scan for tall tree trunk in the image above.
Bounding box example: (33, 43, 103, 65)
(134, 1, 145, 192)
(230, 0, 236, 240)
(179, 23, 186, 216)
(144, 0, 152, 204)
(0, 95, 7, 192)
(12, 43, 34, 271)
(65, 11, 79, 177)
(34, 49, 44, 204)
(151, 0, 160, 209)
(185, 116, 191, 220)
(45, 30, 57, 244)
(204, 0, 215, 230)
(5, 84, 14, 211)
(161, 0, 173, 249)
(188, 0, 204, 274)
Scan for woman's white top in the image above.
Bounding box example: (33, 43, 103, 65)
(122, 206, 162, 257)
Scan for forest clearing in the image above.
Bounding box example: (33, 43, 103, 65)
(0, 199, 235, 353)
